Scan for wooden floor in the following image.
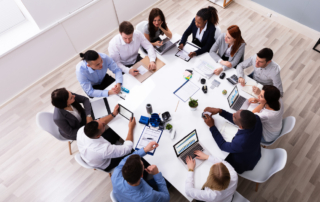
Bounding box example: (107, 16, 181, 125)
(1, 0, 320, 201)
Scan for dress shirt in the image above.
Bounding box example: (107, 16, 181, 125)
(185, 155, 238, 202)
(196, 22, 207, 42)
(66, 105, 82, 123)
(108, 30, 156, 74)
(111, 148, 170, 202)
(76, 53, 123, 98)
(237, 54, 283, 96)
(76, 126, 133, 169)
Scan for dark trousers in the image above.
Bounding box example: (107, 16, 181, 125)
(88, 74, 115, 98)
(124, 54, 143, 68)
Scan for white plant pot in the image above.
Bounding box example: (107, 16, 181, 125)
(190, 106, 197, 111)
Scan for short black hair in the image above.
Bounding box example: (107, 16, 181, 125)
(239, 110, 256, 129)
(119, 21, 134, 35)
(79, 50, 99, 62)
(257, 48, 273, 62)
(51, 88, 69, 109)
(122, 155, 143, 184)
(84, 121, 100, 138)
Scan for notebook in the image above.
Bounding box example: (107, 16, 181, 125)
(240, 79, 263, 98)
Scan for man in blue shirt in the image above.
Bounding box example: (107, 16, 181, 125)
(111, 141, 170, 202)
(76, 50, 123, 98)
(203, 108, 262, 174)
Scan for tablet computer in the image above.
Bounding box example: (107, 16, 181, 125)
(118, 104, 133, 120)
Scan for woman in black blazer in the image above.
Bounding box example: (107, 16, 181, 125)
(178, 6, 219, 58)
(51, 88, 92, 140)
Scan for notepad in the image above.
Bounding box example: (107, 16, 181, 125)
(240, 79, 263, 98)
(90, 98, 111, 120)
(137, 65, 148, 75)
(219, 122, 239, 142)
(174, 80, 200, 102)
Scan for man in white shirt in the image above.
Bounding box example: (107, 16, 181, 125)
(77, 104, 136, 172)
(108, 21, 157, 76)
(185, 150, 238, 202)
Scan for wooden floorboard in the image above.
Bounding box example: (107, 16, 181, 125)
(0, 0, 319, 201)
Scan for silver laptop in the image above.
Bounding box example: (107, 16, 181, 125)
(227, 86, 250, 111)
(155, 38, 177, 55)
(173, 130, 209, 169)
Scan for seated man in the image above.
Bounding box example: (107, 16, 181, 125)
(108, 21, 157, 76)
(236, 48, 283, 97)
(111, 141, 170, 202)
(185, 150, 238, 202)
(203, 108, 262, 174)
(76, 50, 123, 98)
(77, 104, 135, 172)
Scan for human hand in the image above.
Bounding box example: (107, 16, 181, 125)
(108, 88, 117, 96)
(86, 116, 93, 123)
(186, 156, 196, 170)
(144, 141, 159, 153)
(112, 104, 119, 116)
(214, 67, 223, 75)
(129, 68, 139, 76)
(204, 107, 221, 115)
(128, 117, 136, 130)
(112, 85, 121, 94)
(188, 52, 197, 58)
(115, 83, 121, 92)
(148, 61, 156, 71)
(248, 98, 258, 103)
(145, 165, 159, 175)
(154, 41, 163, 47)
(203, 114, 215, 127)
(178, 44, 184, 50)
(194, 150, 209, 160)
(238, 77, 245, 86)
(220, 61, 232, 68)
(252, 86, 261, 95)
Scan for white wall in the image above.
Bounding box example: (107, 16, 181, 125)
(113, 0, 158, 22)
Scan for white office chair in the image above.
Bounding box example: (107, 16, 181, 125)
(110, 190, 118, 202)
(36, 112, 73, 155)
(214, 25, 221, 41)
(239, 148, 287, 192)
(136, 21, 148, 34)
(74, 153, 113, 177)
(233, 191, 250, 202)
(261, 116, 296, 147)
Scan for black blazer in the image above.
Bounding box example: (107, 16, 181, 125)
(53, 93, 91, 140)
(179, 18, 216, 56)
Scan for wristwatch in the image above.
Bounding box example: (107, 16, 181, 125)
(111, 113, 115, 117)
(188, 169, 194, 172)
(87, 114, 91, 117)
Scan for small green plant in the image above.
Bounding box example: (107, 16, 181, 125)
(166, 123, 172, 130)
(189, 98, 198, 108)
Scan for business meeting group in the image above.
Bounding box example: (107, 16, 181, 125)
(50, 6, 286, 202)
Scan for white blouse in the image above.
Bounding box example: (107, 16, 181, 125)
(66, 105, 82, 122)
(196, 22, 208, 42)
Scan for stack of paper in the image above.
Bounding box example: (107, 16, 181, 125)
(240, 79, 263, 98)
(194, 60, 216, 79)
(219, 122, 239, 142)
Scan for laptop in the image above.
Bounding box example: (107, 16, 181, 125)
(173, 129, 209, 169)
(227, 86, 250, 111)
(155, 38, 177, 55)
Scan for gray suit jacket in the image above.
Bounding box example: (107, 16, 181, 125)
(53, 93, 91, 140)
(209, 33, 246, 71)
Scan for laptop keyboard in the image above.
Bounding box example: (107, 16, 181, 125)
(180, 144, 204, 164)
(157, 42, 169, 52)
(232, 96, 246, 111)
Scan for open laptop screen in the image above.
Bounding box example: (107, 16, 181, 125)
(173, 130, 198, 157)
(227, 86, 239, 107)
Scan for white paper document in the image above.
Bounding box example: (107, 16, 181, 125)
(194, 60, 216, 78)
(174, 81, 200, 102)
(90, 98, 108, 119)
(176, 42, 199, 61)
(240, 79, 263, 98)
(137, 65, 149, 75)
(136, 127, 162, 153)
(176, 49, 190, 61)
(219, 122, 239, 142)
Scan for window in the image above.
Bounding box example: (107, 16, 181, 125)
(0, 0, 26, 34)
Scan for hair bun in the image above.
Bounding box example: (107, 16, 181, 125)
(79, 53, 85, 58)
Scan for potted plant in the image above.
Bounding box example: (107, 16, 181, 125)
(189, 98, 198, 111)
(165, 123, 173, 133)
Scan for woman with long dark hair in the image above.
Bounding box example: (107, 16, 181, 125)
(210, 25, 246, 75)
(178, 6, 219, 58)
(52, 88, 92, 140)
(249, 85, 284, 143)
(143, 8, 172, 47)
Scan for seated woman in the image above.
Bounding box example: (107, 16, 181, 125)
(185, 150, 238, 202)
(248, 85, 284, 143)
(51, 88, 92, 140)
(143, 8, 172, 46)
(178, 6, 219, 58)
(210, 25, 246, 75)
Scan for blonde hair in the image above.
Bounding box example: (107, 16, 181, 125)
(202, 162, 231, 191)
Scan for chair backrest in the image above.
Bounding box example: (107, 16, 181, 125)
(136, 21, 148, 34)
(239, 148, 287, 183)
(75, 153, 94, 169)
(214, 25, 221, 41)
(110, 190, 118, 202)
(233, 191, 250, 202)
(36, 112, 68, 141)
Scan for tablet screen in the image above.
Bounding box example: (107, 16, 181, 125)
(119, 104, 133, 120)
